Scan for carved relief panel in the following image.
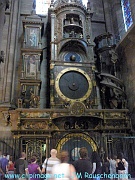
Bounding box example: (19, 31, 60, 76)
(21, 53, 41, 79)
(18, 82, 40, 108)
(23, 24, 42, 48)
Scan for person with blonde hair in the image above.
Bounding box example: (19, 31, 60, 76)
(42, 149, 60, 175)
(51, 150, 78, 180)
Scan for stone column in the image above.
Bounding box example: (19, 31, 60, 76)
(0, 0, 7, 99)
(0, 0, 5, 80)
(0, 0, 21, 103)
(111, 0, 125, 38)
(40, 15, 48, 108)
(54, 41, 57, 60)
(0, 2, 4, 51)
(0, 0, 9, 103)
(0, 0, 7, 59)
(96, 86, 102, 109)
(102, 0, 114, 33)
(40, 46, 47, 108)
(50, 13, 55, 61)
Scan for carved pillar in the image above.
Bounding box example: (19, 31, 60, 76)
(86, 12, 93, 40)
(51, 13, 56, 61)
(50, 64, 55, 107)
(54, 40, 57, 61)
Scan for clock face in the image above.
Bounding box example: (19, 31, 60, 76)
(71, 102, 85, 115)
(55, 68, 92, 102)
(64, 52, 82, 62)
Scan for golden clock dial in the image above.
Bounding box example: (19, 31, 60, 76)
(71, 102, 85, 116)
(55, 67, 92, 102)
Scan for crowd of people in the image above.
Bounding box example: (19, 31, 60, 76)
(0, 148, 129, 180)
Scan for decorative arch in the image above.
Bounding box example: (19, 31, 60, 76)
(59, 39, 87, 55)
(56, 133, 97, 161)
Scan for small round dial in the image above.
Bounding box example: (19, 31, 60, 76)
(71, 102, 85, 115)
(64, 52, 82, 62)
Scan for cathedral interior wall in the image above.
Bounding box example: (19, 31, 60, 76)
(116, 25, 135, 129)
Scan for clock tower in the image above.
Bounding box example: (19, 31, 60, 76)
(49, 0, 97, 111)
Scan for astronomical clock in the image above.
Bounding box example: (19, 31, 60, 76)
(49, 0, 96, 111)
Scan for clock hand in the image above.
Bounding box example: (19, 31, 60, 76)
(63, 77, 70, 82)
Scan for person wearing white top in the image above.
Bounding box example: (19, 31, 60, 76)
(51, 151, 78, 180)
(122, 158, 128, 175)
(42, 149, 60, 175)
(107, 155, 117, 180)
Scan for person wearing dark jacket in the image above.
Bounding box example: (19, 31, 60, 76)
(91, 151, 102, 180)
(73, 147, 92, 180)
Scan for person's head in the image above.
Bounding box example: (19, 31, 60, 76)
(59, 151, 69, 163)
(122, 158, 127, 163)
(112, 155, 117, 160)
(3, 153, 7, 157)
(21, 152, 26, 159)
(92, 151, 98, 158)
(9, 156, 13, 161)
(50, 149, 57, 158)
(79, 147, 88, 159)
(117, 152, 124, 160)
(30, 156, 37, 163)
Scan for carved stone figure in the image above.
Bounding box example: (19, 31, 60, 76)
(29, 88, 40, 108)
